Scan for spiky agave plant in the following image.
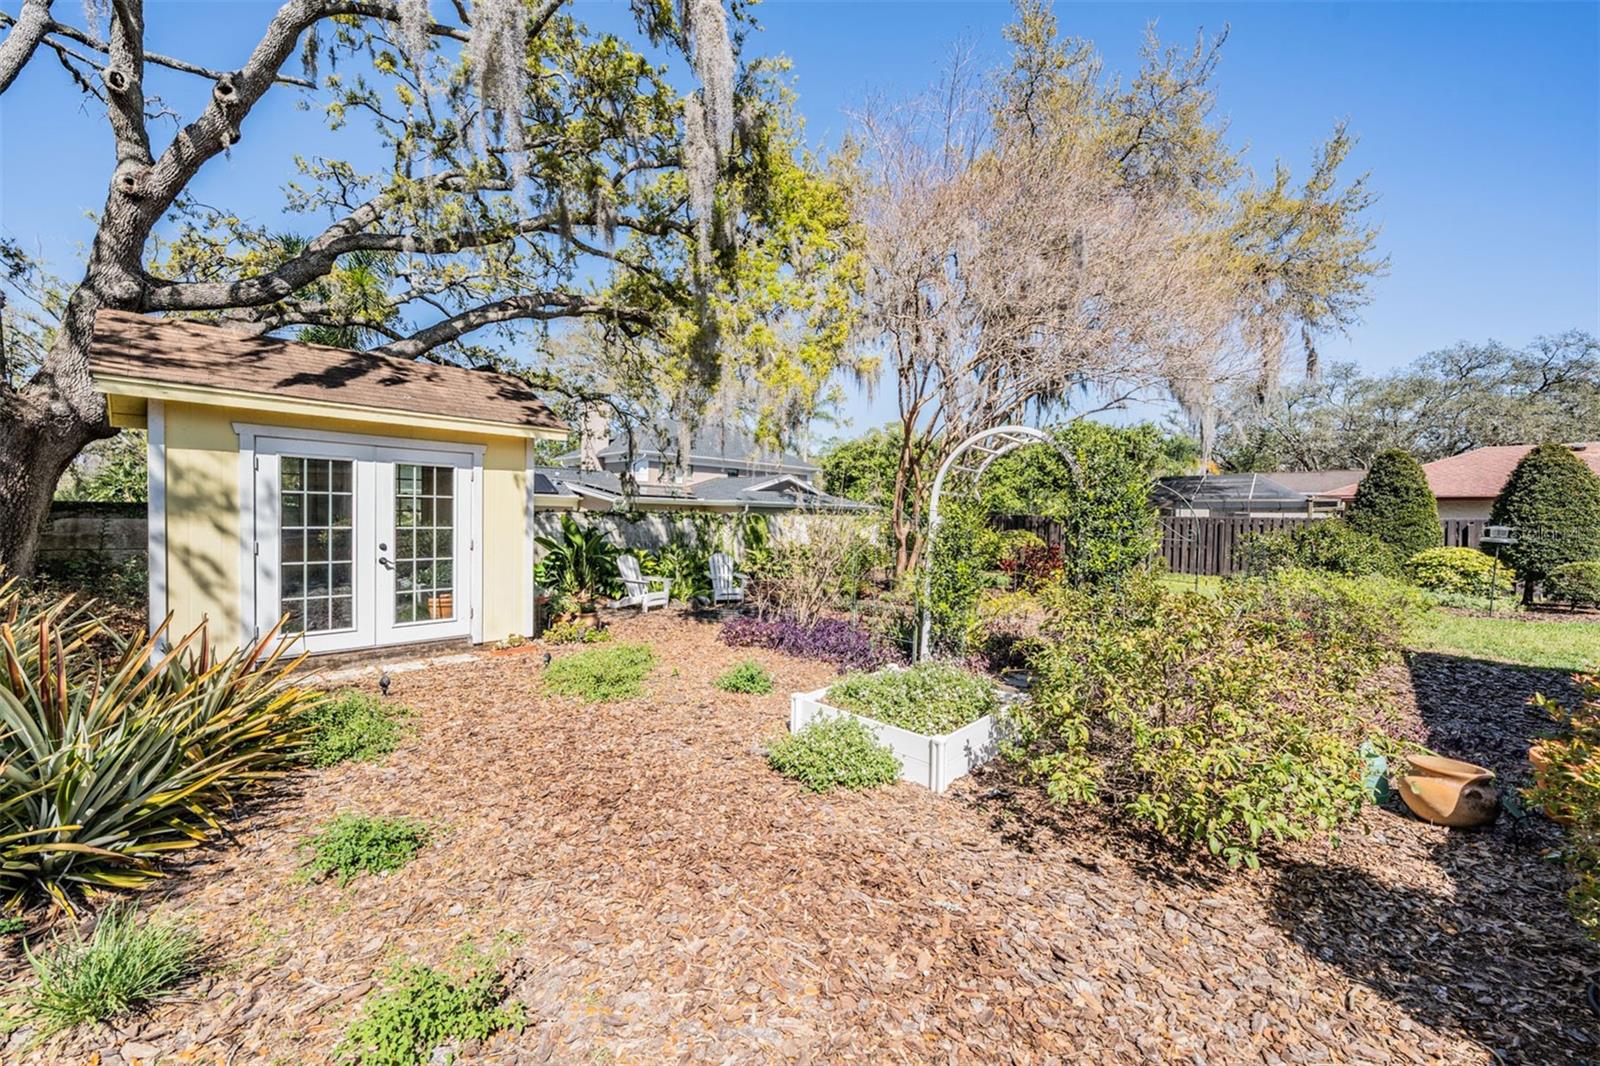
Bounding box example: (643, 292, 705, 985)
(0, 580, 320, 913)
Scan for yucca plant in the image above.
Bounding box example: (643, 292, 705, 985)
(0, 580, 321, 912)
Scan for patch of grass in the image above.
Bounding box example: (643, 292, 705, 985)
(22, 905, 196, 1036)
(336, 963, 525, 1066)
(1155, 572, 1223, 597)
(0, 916, 26, 936)
(1410, 610, 1600, 672)
(767, 716, 902, 793)
(713, 659, 774, 694)
(826, 662, 997, 736)
(300, 815, 431, 887)
(305, 690, 412, 767)
(542, 644, 655, 702)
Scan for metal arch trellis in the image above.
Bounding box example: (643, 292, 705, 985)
(916, 425, 1080, 661)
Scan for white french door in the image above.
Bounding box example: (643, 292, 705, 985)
(251, 434, 476, 654)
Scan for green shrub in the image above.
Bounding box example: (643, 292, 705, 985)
(1525, 676, 1600, 937)
(305, 690, 412, 768)
(1017, 572, 1413, 869)
(713, 660, 774, 694)
(1346, 449, 1443, 562)
(766, 716, 903, 793)
(1547, 561, 1600, 609)
(540, 619, 610, 645)
(1491, 443, 1600, 599)
(0, 582, 319, 910)
(336, 963, 525, 1066)
(1405, 546, 1515, 596)
(301, 815, 431, 887)
(1238, 519, 1397, 577)
(826, 662, 997, 735)
(541, 644, 655, 702)
(534, 514, 621, 608)
(22, 905, 196, 1036)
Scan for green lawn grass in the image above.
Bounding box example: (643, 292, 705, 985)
(1156, 572, 1223, 596)
(1409, 610, 1600, 672)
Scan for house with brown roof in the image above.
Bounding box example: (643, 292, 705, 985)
(1329, 442, 1600, 522)
(90, 311, 567, 656)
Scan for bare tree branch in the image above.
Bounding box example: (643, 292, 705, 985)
(370, 293, 652, 359)
(0, 0, 54, 94)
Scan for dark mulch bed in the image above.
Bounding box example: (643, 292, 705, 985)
(5, 611, 1597, 1064)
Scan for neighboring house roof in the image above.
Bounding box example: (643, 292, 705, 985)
(1264, 469, 1368, 496)
(89, 310, 566, 436)
(1154, 474, 1333, 513)
(536, 467, 868, 512)
(1327, 443, 1600, 500)
(561, 419, 818, 474)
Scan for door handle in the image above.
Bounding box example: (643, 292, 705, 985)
(378, 556, 393, 570)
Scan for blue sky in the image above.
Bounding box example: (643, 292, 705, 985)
(2, 1, 1596, 437)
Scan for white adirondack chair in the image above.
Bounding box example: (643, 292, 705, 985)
(614, 554, 671, 612)
(709, 551, 748, 605)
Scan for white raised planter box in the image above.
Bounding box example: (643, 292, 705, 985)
(789, 684, 1016, 794)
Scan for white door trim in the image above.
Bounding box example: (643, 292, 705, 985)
(145, 400, 167, 643)
(234, 422, 484, 653)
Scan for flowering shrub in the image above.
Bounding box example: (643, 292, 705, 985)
(1015, 571, 1415, 869)
(1526, 675, 1600, 937)
(721, 614, 901, 672)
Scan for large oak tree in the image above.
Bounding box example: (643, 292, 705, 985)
(0, 0, 861, 573)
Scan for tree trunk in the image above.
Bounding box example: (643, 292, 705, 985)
(0, 295, 115, 576)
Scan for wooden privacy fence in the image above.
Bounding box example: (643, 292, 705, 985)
(1007, 514, 1490, 577)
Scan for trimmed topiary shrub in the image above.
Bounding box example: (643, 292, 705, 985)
(766, 716, 902, 793)
(1346, 449, 1442, 562)
(1238, 519, 1397, 577)
(1405, 547, 1515, 596)
(1547, 561, 1600, 609)
(1492, 444, 1600, 602)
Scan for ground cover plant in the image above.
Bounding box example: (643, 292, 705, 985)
(541, 644, 655, 702)
(0, 583, 318, 910)
(336, 962, 526, 1066)
(1016, 570, 1417, 869)
(306, 691, 413, 768)
(826, 662, 998, 735)
(300, 815, 432, 887)
(19, 905, 196, 1037)
(713, 659, 774, 694)
(721, 614, 899, 671)
(766, 716, 902, 793)
(539, 619, 611, 645)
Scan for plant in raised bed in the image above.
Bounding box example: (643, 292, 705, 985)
(336, 961, 525, 1066)
(825, 662, 998, 736)
(300, 815, 432, 887)
(766, 716, 902, 793)
(541, 644, 655, 702)
(713, 659, 774, 694)
(21, 904, 196, 1036)
(306, 690, 413, 768)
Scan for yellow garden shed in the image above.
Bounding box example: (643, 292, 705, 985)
(89, 311, 567, 656)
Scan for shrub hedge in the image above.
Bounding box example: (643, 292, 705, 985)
(1405, 547, 1515, 596)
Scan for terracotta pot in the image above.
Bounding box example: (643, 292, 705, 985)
(1398, 755, 1499, 828)
(427, 593, 454, 620)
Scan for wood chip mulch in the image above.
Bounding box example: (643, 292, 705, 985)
(7, 611, 1598, 1065)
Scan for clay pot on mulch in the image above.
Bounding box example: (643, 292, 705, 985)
(1397, 754, 1500, 828)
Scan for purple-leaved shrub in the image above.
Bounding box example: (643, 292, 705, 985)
(720, 615, 902, 672)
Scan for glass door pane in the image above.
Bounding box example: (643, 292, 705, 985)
(279, 456, 356, 633)
(392, 463, 455, 624)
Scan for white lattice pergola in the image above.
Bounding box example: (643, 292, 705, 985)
(917, 425, 1077, 660)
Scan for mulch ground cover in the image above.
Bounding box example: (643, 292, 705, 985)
(5, 610, 1597, 1064)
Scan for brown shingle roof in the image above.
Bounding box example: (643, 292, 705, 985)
(1328, 443, 1600, 500)
(89, 310, 565, 434)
